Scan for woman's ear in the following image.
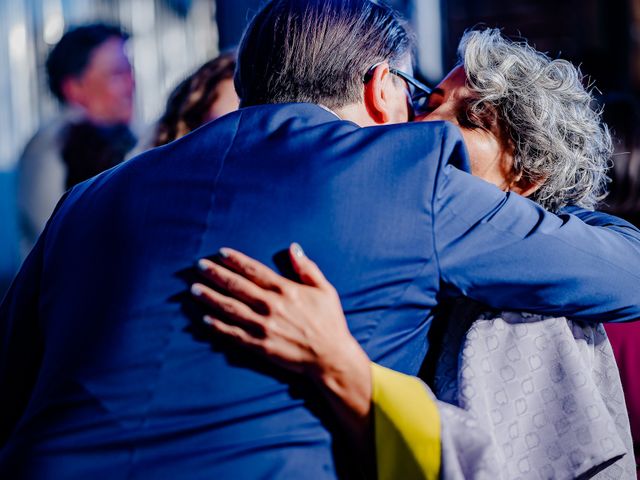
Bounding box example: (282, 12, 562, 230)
(510, 172, 546, 198)
(363, 63, 392, 124)
(497, 136, 544, 197)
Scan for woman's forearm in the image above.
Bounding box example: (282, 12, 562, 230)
(309, 337, 375, 475)
(310, 336, 372, 438)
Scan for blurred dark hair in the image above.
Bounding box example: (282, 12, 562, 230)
(235, 0, 413, 109)
(153, 52, 237, 147)
(46, 23, 129, 103)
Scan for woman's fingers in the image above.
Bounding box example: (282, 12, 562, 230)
(204, 314, 304, 374)
(197, 258, 268, 312)
(216, 248, 290, 292)
(193, 246, 355, 382)
(289, 243, 331, 290)
(191, 283, 266, 335)
(204, 315, 265, 350)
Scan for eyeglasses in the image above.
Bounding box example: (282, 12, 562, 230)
(363, 63, 432, 115)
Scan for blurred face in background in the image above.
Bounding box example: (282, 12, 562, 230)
(206, 78, 240, 121)
(63, 37, 135, 125)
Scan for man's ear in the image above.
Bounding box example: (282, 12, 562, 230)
(363, 63, 393, 124)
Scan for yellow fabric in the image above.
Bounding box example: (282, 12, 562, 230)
(371, 363, 441, 480)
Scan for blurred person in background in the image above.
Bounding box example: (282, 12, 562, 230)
(152, 52, 238, 147)
(17, 23, 135, 256)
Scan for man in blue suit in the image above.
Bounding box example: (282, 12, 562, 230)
(2, 1, 640, 478)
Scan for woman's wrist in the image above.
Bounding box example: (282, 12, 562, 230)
(310, 336, 372, 420)
(311, 337, 375, 475)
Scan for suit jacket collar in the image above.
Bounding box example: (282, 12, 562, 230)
(236, 102, 352, 128)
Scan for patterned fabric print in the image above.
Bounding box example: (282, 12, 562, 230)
(438, 397, 501, 480)
(433, 307, 635, 479)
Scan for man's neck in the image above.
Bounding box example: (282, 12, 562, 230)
(331, 103, 380, 128)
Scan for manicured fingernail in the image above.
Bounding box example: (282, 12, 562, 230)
(219, 248, 231, 259)
(291, 243, 305, 258)
(203, 315, 215, 326)
(197, 259, 210, 271)
(191, 284, 204, 296)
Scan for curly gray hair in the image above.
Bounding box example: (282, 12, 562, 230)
(458, 29, 612, 211)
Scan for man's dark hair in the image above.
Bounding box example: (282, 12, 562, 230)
(235, 0, 413, 109)
(46, 23, 129, 103)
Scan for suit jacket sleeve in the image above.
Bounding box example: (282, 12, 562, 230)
(432, 122, 640, 323)
(0, 232, 46, 446)
(0, 190, 70, 446)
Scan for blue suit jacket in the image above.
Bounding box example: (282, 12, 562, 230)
(2, 104, 640, 479)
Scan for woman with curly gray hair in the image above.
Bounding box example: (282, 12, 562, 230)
(424, 28, 611, 212)
(188, 29, 636, 479)
(419, 31, 634, 479)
